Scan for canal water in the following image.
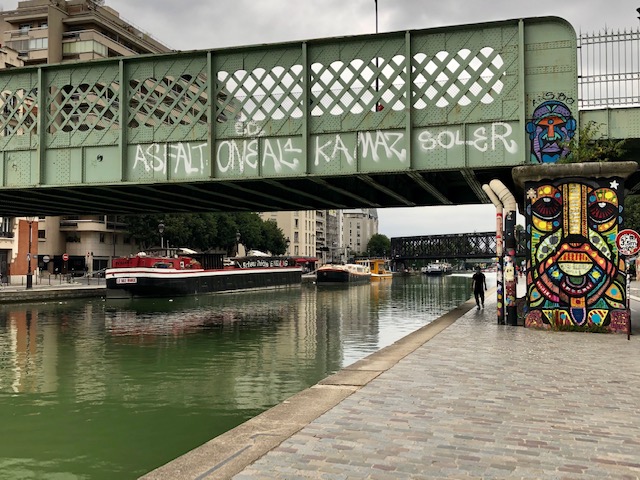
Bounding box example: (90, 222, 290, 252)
(0, 273, 492, 479)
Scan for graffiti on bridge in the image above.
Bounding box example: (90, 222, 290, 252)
(526, 98, 576, 164)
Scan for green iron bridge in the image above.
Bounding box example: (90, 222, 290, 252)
(0, 16, 639, 216)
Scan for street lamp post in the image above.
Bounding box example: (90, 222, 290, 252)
(235, 230, 241, 256)
(375, 0, 378, 33)
(25, 216, 36, 289)
(158, 222, 165, 252)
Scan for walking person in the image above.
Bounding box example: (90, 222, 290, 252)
(471, 266, 487, 310)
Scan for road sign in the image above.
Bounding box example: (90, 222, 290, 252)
(42, 255, 50, 263)
(62, 253, 69, 261)
(616, 229, 640, 256)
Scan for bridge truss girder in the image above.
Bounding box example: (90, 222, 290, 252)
(391, 232, 526, 262)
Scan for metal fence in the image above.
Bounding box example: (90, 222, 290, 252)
(579, 28, 640, 109)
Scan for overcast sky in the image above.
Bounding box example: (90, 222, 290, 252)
(3, 0, 637, 237)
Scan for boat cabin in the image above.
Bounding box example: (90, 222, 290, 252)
(111, 252, 203, 270)
(356, 258, 390, 275)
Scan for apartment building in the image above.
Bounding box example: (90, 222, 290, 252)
(343, 208, 378, 256)
(0, 0, 170, 281)
(259, 210, 318, 259)
(0, 43, 23, 68)
(0, 0, 169, 65)
(260, 209, 354, 264)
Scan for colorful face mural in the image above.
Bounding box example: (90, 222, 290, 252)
(525, 177, 628, 331)
(526, 100, 577, 164)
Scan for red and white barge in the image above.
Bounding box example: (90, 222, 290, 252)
(105, 250, 302, 299)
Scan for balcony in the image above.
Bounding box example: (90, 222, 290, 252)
(62, 29, 136, 57)
(59, 217, 127, 233)
(3, 25, 48, 61)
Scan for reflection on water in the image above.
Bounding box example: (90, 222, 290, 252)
(0, 275, 474, 479)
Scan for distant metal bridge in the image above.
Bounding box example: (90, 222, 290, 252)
(391, 232, 496, 261)
(390, 232, 526, 263)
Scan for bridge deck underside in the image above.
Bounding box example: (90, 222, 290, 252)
(0, 167, 514, 216)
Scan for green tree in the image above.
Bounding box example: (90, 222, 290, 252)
(234, 212, 264, 252)
(261, 219, 288, 255)
(122, 212, 288, 256)
(367, 234, 391, 257)
(214, 212, 241, 255)
(560, 121, 626, 164)
(123, 214, 164, 249)
(123, 213, 220, 251)
(624, 195, 640, 234)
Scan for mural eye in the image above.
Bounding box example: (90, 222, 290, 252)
(532, 196, 561, 221)
(588, 200, 617, 224)
(538, 116, 565, 128)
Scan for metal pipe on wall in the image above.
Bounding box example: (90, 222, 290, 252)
(482, 184, 505, 325)
(489, 180, 518, 326)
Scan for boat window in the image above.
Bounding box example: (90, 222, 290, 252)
(152, 262, 172, 268)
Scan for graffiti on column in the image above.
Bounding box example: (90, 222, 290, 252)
(526, 99, 576, 164)
(524, 177, 628, 331)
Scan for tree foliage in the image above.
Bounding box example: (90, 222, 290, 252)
(123, 212, 288, 256)
(366, 234, 391, 257)
(560, 121, 626, 164)
(262, 219, 289, 255)
(623, 195, 640, 234)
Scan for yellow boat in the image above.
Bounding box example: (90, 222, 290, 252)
(356, 259, 393, 281)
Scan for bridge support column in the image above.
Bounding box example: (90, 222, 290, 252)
(483, 184, 505, 325)
(513, 162, 637, 333)
(504, 209, 517, 326)
(484, 180, 517, 326)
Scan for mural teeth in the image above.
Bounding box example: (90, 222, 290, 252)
(558, 261, 592, 276)
(558, 252, 590, 262)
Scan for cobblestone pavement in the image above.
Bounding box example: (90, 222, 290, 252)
(233, 297, 640, 479)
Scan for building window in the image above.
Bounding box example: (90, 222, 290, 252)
(28, 37, 48, 50)
(66, 235, 81, 243)
(99, 233, 105, 243)
(63, 40, 107, 57)
(294, 219, 299, 228)
(38, 229, 45, 239)
(0, 217, 11, 233)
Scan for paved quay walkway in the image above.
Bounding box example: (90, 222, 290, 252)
(144, 288, 640, 480)
(0, 278, 105, 303)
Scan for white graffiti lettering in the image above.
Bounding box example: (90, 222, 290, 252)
(314, 135, 357, 166)
(314, 131, 407, 166)
(358, 131, 407, 163)
(491, 123, 518, 153)
(133, 142, 208, 175)
(417, 122, 517, 154)
(216, 139, 259, 173)
(234, 120, 264, 137)
(216, 138, 301, 173)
